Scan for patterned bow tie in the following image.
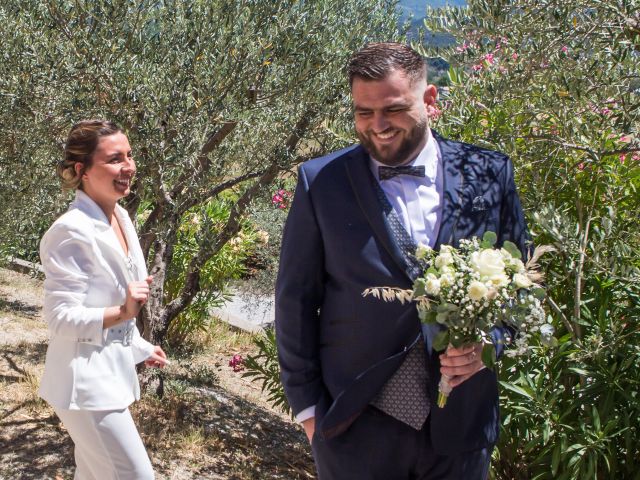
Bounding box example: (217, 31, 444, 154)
(378, 165, 426, 181)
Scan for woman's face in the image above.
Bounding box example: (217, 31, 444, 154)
(78, 132, 135, 209)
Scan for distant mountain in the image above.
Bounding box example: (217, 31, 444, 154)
(398, 0, 466, 22)
(398, 0, 465, 47)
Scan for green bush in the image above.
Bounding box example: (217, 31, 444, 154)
(419, 1, 640, 477)
(242, 327, 291, 415)
(164, 195, 263, 346)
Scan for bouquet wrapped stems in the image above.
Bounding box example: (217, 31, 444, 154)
(437, 373, 453, 408)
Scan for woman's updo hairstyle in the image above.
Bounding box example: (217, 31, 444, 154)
(57, 119, 123, 190)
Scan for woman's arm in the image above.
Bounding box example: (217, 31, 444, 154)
(40, 223, 150, 345)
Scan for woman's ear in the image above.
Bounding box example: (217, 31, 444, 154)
(74, 161, 85, 178)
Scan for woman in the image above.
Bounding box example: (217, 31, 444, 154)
(39, 119, 167, 480)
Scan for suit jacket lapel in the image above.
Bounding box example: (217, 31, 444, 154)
(344, 148, 415, 283)
(434, 131, 466, 249)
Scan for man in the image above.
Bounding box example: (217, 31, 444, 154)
(275, 43, 528, 479)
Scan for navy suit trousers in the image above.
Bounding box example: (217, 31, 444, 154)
(311, 407, 492, 480)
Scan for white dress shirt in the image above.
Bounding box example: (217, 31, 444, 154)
(370, 131, 443, 248)
(296, 132, 444, 423)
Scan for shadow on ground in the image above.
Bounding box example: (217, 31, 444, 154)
(0, 340, 314, 479)
(0, 298, 40, 318)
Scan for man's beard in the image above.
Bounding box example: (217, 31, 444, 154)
(357, 118, 428, 166)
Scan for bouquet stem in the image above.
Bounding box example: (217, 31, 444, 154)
(437, 374, 452, 408)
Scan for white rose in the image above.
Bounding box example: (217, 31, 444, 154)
(467, 280, 488, 301)
(512, 258, 526, 273)
(470, 249, 506, 282)
(434, 250, 454, 269)
(440, 273, 455, 287)
(424, 274, 441, 295)
(416, 242, 433, 260)
(513, 273, 533, 288)
(491, 273, 510, 287)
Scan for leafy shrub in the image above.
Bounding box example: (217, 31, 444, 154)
(242, 327, 291, 415)
(164, 195, 264, 346)
(420, 1, 640, 477)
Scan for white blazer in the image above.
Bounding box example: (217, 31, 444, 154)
(39, 189, 155, 410)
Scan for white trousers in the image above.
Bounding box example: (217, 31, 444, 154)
(55, 407, 154, 480)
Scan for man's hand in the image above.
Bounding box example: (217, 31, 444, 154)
(302, 417, 315, 443)
(439, 343, 485, 388)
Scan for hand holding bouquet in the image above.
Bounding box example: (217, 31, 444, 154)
(364, 232, 555, 407)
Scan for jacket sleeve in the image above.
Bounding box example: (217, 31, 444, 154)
(40, 224, 105, 346)
(275, 165, 325, 416)
(131, 324, 155, 364)
(493, 155, 530, 358)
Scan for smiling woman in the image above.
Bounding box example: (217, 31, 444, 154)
(38, 119, 168, 480)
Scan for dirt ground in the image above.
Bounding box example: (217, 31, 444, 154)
(0, 267, 315, 480)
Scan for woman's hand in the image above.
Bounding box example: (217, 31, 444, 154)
(120, 276, 153, 320)
(103, 276, 153, 329)
(145, 345, 169, 368)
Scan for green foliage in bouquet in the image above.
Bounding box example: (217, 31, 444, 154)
(419, 0, 640, 477)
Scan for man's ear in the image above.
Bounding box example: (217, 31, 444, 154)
(424, 84, 438, 107)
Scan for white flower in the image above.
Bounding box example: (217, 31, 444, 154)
(440, 273, 455, 287)
(424, 274, 441, 295)
(416, 242, 433, 260)
(491, 273, 510, 287)
(435, 249, 454, 269)
(470, 249, 506, 281)
(539, 324, 555, 337)
(512, 258, 526, 273)
(468, 280, 488, 301)
(513, 273, 533, 289)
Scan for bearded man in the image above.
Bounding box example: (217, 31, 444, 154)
(275, 42, 529, 479)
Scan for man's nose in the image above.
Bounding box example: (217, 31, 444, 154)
(371, 112, 390, 132)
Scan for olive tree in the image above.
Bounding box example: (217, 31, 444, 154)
(419, 1, 639, 478)
(0, 0, 399, 344)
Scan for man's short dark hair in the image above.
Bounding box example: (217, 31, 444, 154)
(347, 42, 426, 86)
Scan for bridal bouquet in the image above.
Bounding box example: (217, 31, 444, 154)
(363, 232, 555, 407)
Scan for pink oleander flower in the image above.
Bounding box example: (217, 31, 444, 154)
(272, 188, 292, 209)
(620, 154, 627, 164)
(229, 354, 245, 372)
(632, 153, 640, 161)
(578, 162, 585, 170)
(428, 106, 442, 120)
(511, 53, 518, 60)
(619, 135, 631, 143)
(484, 53, 495, 64)
(472, 63, 483, 72)
(561, 45, 569, 54)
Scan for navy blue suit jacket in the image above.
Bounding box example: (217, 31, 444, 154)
(275, 131, 529, 455)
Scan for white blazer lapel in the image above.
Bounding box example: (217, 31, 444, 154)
(71, 190, 134, 285)
(115, 205, 148, 281)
